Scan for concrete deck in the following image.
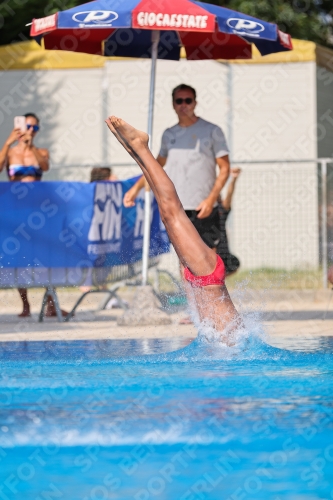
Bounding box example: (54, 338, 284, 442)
(0, 288, 332, 343)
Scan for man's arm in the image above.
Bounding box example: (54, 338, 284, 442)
(32, 147, 49, 171)
(195, 155, 230, 219)
(222, 168, 241, 210)
(123, 155, 166, 207)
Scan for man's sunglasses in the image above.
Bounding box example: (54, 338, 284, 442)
(174, 98, 194, 105)
(27, 124, 40, 132)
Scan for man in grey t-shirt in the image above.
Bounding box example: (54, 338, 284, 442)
(160, 115, 229, 214)
(124, 83, 230, 250)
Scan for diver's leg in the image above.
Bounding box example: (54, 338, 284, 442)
(18, 288, 31, 317)
(105, 116, 216, 277)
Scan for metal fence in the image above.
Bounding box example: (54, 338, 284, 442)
(230, 158, 333, 288)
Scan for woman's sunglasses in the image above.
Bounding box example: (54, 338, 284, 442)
(27, 124, 40, 132)
(174, 98, 194, 105)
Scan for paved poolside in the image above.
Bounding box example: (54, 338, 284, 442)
(0, 288, 332, 343)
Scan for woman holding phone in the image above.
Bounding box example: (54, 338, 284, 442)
(0, 113, 49, 182)
(0, 113, 67, 318)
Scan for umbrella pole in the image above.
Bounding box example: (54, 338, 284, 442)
(142, 30, 160, 286)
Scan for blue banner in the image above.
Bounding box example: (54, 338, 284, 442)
(0, 179, 169, 268)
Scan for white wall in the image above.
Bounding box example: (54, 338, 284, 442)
(231, 62, 317, 161)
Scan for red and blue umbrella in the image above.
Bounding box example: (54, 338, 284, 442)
(30, 0, 292, 284)
(31, 0, 292, 59)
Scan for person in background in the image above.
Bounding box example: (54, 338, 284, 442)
(0, 113, 67, 318)
(90, 167, 117, 182)
(123, 84, 230, 323)
(217, 168, 241, 277)
(0, 113, 48, 182)
(80, 166, 121, 307)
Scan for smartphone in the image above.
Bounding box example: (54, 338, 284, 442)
(14, 116, 27, 133)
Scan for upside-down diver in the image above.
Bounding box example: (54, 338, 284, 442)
(105, 116, 243, 343)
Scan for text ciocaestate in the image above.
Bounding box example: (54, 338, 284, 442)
(136, 12, 209, 29)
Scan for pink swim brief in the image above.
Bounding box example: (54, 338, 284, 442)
(184, 255, 226, 287)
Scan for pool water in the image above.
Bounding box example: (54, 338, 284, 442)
(0, 330, 333, 500)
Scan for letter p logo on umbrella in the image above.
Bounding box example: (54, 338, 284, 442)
(227, 18, 264, 36)
(72, 10, 119, 25)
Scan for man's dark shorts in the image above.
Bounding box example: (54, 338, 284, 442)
(185, 207, 221, 249)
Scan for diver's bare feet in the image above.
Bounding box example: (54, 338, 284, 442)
(105, 116, 149, 154)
